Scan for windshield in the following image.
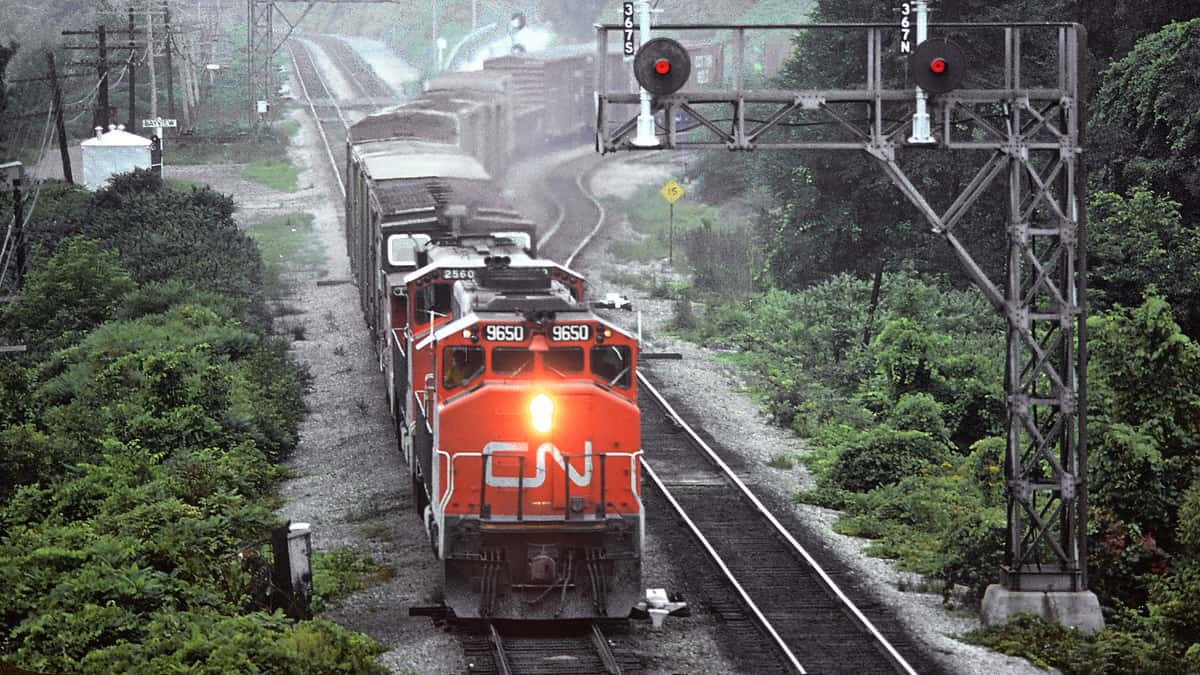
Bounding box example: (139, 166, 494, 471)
(492, 348, 534, 377)
(387, 234, 431, 267)
(443, 346, 485, 389)
(591, 345, 632, 389)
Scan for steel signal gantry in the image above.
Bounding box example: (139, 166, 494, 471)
(595, 20, 1103, 632)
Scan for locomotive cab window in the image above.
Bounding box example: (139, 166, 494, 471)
(413, 283, 454, 327)
(544, 347, 584, 376)
(443, 346, 484, 389)
(388, 234, 430, 268)
(492, 348, 534, 376)
(591, 345, 632, 389)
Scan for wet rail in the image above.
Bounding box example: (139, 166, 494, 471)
(636, 374, 926, 674)
(287, 40, 349, 197)
(305, 34, 395, 100)
(460, 620, 637, 675)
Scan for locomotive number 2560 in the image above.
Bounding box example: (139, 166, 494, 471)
(485, 325, 525, 342)
(551, 324, 590, 341)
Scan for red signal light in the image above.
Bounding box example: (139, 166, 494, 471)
(654, 58, 671, 75)
(930, 58, 947, 74)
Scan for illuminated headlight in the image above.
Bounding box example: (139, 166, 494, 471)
(530, 394, 553, 434)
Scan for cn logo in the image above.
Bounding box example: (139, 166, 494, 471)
(482, 441, 593, 488)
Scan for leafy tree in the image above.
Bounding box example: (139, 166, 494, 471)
(0, 236, 136, 353)
(80, 169, 270, 329)
(1090, 19, 1200, 222)
(1088, 187, 1200, 336)
(830, 427, 947, 492)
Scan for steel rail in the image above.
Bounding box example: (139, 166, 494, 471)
(637, 373, 920, 675)
(295, 39, 352, 132)
(287, 42, 345, 199)
(641, 459, 806, 673)
(533, 177, 566, 251)
(312, 35, 373, 100)
(564, 163, 607, 268)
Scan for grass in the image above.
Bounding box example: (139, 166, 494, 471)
(310, 546, 395, 612)
(242, 159, 301, 192)
(605, 185, 724, 266)
(767, 453, 797, 470)
(169, 120, 298, 165)
(165, 178, 203, 192)
(246, 212, 326, 294)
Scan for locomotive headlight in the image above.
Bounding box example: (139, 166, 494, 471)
(530, 394, 553, 434)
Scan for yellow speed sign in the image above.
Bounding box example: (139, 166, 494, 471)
(659, 179, 685, 204)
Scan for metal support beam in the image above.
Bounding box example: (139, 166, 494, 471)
(596, 21, 1090, 596)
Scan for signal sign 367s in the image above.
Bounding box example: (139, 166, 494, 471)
(623, 2, 635, 56)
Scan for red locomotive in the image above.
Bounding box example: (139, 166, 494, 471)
(405, 247, 643, 618)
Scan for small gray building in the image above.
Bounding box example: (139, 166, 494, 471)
(81, 125, 152, 190)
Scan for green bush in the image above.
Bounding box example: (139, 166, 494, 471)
(889, 392, 949, 442)
(934, 506, 1006, 603)
(311, 547, 394, 612)
(964, 614, 1171, 674)
(829, 427, 947, 492)
(0, 168, 383, 671)
(0, 237, 136, 353)
(74, 611, 387, 675)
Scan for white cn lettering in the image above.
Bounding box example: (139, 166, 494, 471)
(482, 441, 593, 488)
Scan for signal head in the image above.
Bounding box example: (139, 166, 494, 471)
(910, 38, 966, 94)
(634, 37, 692, 96)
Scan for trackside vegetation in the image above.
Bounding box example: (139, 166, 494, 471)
(0, 170, 386, 673)
(606, 6, 1200, 672)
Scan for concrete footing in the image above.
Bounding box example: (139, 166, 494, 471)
(980, 584, 1104, 634)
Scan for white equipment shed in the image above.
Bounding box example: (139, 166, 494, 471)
(81, 125, 152, 190)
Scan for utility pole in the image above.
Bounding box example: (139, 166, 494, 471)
(164, 1, 176, 119)
(96, 25, 110, 130)
(11, 177, 24, 286)
(128, 6, 137, 130)
(146, 2, 158, 121)
(45, 52, 74, 185)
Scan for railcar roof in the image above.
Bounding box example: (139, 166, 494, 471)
(363, 153, 490, 181)
(373, 175, 508, 216)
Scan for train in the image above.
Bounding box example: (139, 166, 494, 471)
(339, 41, 726, 619)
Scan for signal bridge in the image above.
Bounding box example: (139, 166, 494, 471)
(595, 9, 1102, 634)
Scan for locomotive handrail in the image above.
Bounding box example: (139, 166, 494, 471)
(440, 450, 642, 522)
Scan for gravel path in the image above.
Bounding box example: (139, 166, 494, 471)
(575, 155, 1056, 675)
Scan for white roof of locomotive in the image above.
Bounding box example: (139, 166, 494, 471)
(415, 310, 637, 351)
(401, 251, 582, 285)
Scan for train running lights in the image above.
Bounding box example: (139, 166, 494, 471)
(633, 38, 692, 96)
(910, 38, 967, 94)
(530, 394, 554, 434)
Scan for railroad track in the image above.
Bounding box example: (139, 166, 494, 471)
(548, 155, 937, 673)
(287, 40, 350, 198)
(459, 620, 639, 675)
(635, 374, 937, 674)
(534, 152, 607, 267)
(305, 34, 395, 101)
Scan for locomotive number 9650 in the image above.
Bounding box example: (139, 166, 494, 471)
(484, 324, 526, 342)
(550, 324, 591, 341)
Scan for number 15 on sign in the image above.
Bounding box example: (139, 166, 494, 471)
(660, 179, 685, 263)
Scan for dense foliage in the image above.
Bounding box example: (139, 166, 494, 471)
(0, 171, 384, 673)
